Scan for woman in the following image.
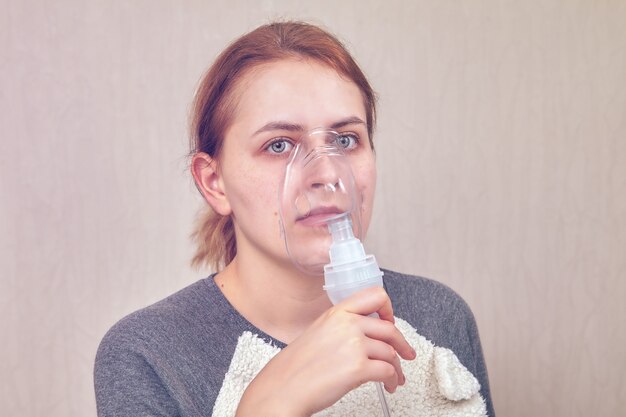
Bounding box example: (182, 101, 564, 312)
(95, 21, 494, 416)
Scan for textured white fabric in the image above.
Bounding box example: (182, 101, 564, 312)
(434, 347, 482, 401)
(211, 332, 282, 417)
(211, 318, 486, 417)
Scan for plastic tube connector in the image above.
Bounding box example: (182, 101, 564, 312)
(323, 214, 384, 305)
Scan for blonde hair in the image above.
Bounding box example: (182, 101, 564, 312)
(189, 21, 377, 271)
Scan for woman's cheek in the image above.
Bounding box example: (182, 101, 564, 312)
(359, 163, 377, 201)
(353, 163, 376, 232)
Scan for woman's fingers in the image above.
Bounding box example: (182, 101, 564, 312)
(366, 339, 405, 391)
(360, 359, 400, 393)
(331, 288, 416, 393)
(361, 316, 417, 361)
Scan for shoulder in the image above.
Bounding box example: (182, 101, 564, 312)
(95, 276, 236, 377)
(383, 269, 473, 319)
(94, 277, 235, 414)
(97, 278, 212, 353)
(382, 269, 478, 352)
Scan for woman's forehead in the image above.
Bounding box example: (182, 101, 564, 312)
(229, 59, 367, 134)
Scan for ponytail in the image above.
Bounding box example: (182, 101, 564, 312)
(190, 207, 236, 272)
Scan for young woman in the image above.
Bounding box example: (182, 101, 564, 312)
(95, 21, 494, 416)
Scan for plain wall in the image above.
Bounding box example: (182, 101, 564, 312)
(1, 1, 625, 415)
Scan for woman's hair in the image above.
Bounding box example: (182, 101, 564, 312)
(190, 21, 377, 271)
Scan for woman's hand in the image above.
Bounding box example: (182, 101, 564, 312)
(235, 287, 417, 417)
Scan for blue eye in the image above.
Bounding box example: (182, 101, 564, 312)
(266, 138, 294, 155)
(335, 133, 358, 149)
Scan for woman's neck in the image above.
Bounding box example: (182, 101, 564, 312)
(214, 253, 333, 344)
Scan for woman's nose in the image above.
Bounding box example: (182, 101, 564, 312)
(306, 153, 341, 190)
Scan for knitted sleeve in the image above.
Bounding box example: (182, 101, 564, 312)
(453, 295, 495, 416)
(94, 324, 181, 417)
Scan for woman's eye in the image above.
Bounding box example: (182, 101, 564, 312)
(266, 138, 294, 155)
(335, 133, 358, 149)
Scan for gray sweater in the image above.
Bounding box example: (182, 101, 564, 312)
(94, 269, 494, 416)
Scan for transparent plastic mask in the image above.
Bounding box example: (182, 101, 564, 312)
(279, 128, 362, 275)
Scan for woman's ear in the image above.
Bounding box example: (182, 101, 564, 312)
(191, 153, 232, 216)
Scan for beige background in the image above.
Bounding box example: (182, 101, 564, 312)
(1, 0, 625, 416)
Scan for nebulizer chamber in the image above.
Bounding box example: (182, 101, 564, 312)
(279, 129, 390, 416)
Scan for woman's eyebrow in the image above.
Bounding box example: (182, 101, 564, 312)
(252, 116, 366, 137)
(253, 121, 305, 136)
(330, 116, 366, 129)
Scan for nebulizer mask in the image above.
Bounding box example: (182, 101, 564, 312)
(279, 129, 360, 272)
(279, 128, 390, 415)
(279, 127, 383, 282)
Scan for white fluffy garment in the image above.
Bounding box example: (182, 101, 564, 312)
(212, 317, 487, 416)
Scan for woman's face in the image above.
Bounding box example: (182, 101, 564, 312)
(217, 59, 377, 270)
